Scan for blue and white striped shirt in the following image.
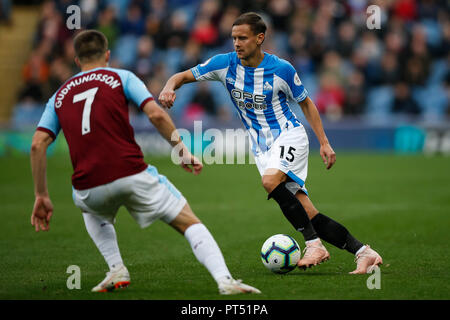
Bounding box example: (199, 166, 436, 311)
(191, 52, 308, 155)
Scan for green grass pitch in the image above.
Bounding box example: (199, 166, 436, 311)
(0, 152, 449, 300)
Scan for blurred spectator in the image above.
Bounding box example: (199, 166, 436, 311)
(186, 82, 217, 117)
(216, 5, 240, 50)
(319, 51, 348, 86)
(178, 39, 202, 72)
(335, 21, 356, 59)
(104, 0, 131, 21)
(134, 35, 156, 79)
(401, 24, 432, 86)
(344, 70, 366, 115)
(48, 57, 72, 94)
(392, 0, 417, 22)
(392, 81, 421, 115)
(19, 50, 50, 103)
(267, 0, 291, 32)
(96, 5, 119, 49)
(160, 9, 189, 49)
(188, 0, 221, 48)
(22, 50, 50, 85)
(315, 72, 345, 121)
(367, 52, 400, 86)
(190, 14, 219, 48)
(120, 2, 145, 36)
(306, 13, 333, 67)
(384, 29, 407, 56)
(80, 0, 99, 27)
(356, 31, 383, 63)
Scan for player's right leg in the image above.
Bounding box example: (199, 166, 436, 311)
(168, 203, 261, 295)
(262, 170, 330, 269)
(73, 186, 130, 292)
(83, 213, 130, 292)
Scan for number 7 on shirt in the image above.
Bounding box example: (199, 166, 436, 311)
(73, 87, 99, 135)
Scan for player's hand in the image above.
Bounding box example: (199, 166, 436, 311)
(180, 152, 203, 175)
(320, 143, 336, 170)
(158, 88, 176, 109)
(31, 195, 53, 232)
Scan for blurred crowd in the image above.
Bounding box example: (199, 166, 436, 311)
(0, 0, 11, 24)
(12, 0, 450, 129)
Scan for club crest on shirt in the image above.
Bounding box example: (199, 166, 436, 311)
(294, 73, 302, 86)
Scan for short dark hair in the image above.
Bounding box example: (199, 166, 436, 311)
(232, 12, 267, 35)
(73, 30, 108, 63)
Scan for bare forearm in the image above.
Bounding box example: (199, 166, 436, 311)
(164, 72, 191, 91)
(30, 131, 53, 197)
(31, 144, 49, 197)
(300, 98, 329, 145)
(149, 113, 184, 149)
(159, 70, 196, 109)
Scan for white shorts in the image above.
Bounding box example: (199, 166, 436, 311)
(72, 165, 187, 228)
(254, 126, 309, 196)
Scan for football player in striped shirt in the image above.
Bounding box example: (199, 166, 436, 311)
(30, 30, 260, 294)
(159, 12, 382, 274)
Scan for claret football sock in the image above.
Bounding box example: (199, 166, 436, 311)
(311, 213, 364, 254)
(83, 213, 124, 270)
(184, 223, 232, 283)
(268, 182, 318, 242)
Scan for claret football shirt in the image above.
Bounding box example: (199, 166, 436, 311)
(37, 67, 153, 190)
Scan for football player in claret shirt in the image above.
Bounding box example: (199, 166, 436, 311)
(159, 12, 382, 274)
(30, 30, 260, 294)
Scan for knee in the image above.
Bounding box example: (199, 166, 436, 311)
(262, 175, 282, 194)
(169, 203, 201, 235)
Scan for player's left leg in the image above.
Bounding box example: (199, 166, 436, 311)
(295, 191, 383, 274)
(168, 203, 261, 294)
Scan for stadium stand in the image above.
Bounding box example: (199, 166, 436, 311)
(0, 2, 40, 125)
(1, 0, 449, 147)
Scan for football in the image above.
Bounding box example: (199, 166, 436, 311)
(260, 234, 301, 274)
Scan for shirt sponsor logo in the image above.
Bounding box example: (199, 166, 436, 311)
(231, 89, 267, 111)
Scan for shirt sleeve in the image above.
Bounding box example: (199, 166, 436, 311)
(123, 71, 154, 109)
(190, 53, 229, 82)
(282, 62, 308, 103)
(36, 94, 61, 141)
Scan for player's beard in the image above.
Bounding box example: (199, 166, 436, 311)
(235, 48, 245, 59)
(237, 47, 257, 62)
